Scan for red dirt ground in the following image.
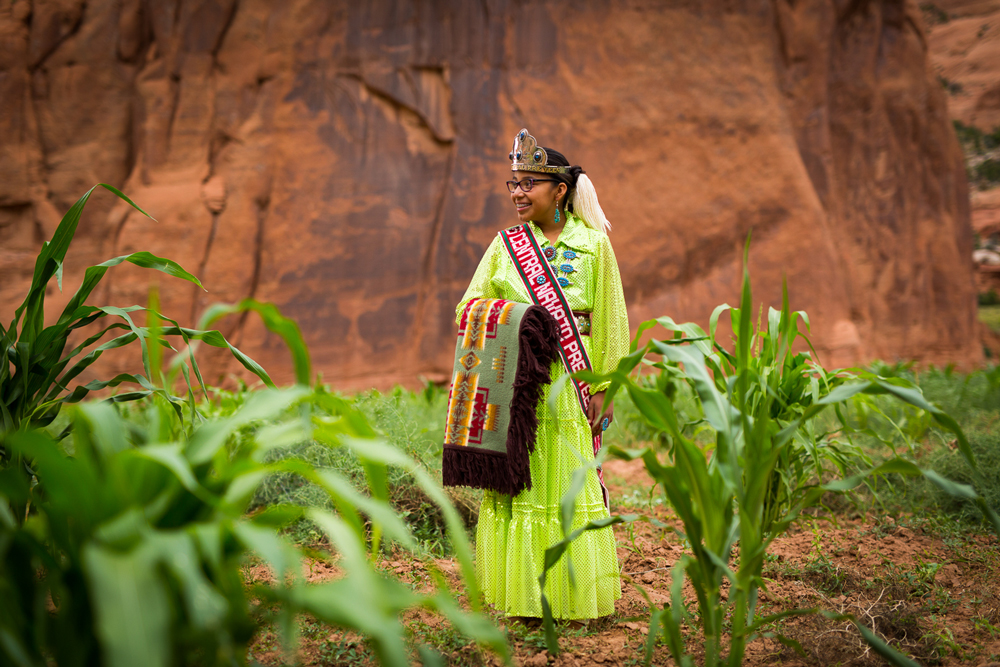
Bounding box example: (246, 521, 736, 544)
(248, 457, 1000, 666)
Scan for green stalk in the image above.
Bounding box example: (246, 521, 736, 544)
(369, 522, 383, 563)
(704, 620, 719, 666)
(728, 585, 748, 667)
(584, 234, 997, 667)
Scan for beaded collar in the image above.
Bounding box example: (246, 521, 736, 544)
(526, 212, 590, 253)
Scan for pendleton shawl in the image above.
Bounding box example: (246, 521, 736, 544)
(441, 298, 559, 496)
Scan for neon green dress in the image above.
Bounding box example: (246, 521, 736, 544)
(457, 213, 629, 619)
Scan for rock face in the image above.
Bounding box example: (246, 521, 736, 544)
(927, 0, 1000, 131)
(925, 1, 1000, 252)
(0, 0, 981, 389)
(925, 0, 1000, 338)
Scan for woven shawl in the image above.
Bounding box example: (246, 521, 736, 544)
(442, 298, 559, 496)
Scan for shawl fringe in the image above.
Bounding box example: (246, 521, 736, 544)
(442, 304, 559, 496)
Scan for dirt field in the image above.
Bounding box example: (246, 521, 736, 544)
(249, 457, 1000, 666)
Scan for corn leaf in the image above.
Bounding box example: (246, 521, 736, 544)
(198, 300, 311, 386)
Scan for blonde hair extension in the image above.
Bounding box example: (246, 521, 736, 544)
(572, 173, 611, 234)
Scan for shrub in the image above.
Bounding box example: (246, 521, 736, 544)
(889, 427, 1000, 524)
(953, 121, 1000, 154)
(975, 158, 1000, 184)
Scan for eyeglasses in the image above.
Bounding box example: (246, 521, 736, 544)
(506, 178, 559, 193)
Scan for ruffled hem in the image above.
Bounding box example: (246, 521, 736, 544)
(473, 355, 622, 620)
(476, 492, 621, 619)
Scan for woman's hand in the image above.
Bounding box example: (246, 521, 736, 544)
(587, 390, 614, 437)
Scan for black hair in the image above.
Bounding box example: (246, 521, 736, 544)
(541, 147, 585, 213)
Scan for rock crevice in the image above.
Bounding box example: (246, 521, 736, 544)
(0, 0, 980, 388)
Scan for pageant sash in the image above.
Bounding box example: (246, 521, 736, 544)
(498, 224, 610, 509)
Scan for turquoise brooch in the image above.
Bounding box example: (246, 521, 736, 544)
(541, 244, 579, 289)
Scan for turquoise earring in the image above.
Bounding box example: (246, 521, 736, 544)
(554, 200, 561, 224)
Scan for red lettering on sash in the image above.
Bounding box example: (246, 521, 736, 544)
(498, 224, 608, 509)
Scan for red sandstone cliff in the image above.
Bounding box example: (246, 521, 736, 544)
(924, 0, 1000, 273)
(0, 0, 980, 388)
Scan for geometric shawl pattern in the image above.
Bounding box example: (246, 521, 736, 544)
(442, 298, 559, 496)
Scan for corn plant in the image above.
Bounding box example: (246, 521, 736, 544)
(0, 386, 507, 667)
(0, 182, 508, 667)
(0, 183, 277, 438)
(539, 240, 999, 666)
(0, 184, 293, 529)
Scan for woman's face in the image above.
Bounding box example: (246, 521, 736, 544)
(509, 170, 566, 223)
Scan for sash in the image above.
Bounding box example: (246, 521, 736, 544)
(498, 224, 609, 510)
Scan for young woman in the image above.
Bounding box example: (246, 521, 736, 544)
(456, 128, 629, 623)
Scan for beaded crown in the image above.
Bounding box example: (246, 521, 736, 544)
(509, 128, 567, 174)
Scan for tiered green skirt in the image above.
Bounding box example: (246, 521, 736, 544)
(475, 362, 622, 619)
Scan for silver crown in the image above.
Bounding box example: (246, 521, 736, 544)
(508, 128, 567, 174)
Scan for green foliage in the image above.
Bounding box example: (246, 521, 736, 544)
(976, 158, 1000, 184)
(0, 184, 275, 451)
(898, 364, 1000, 428)
(230, 383, 478, 555)
(0, 186, 508, 666)
(318, 636, 373, 664)
(198, 300, 311, 386)
(884, 427, 1000, 524)
(0, 387, 507, 667)
(877, 365, 1000, 525)
(537, 238, 998, 666)
(602, 371, 705, 451)
(953, 122, 1000, 187)
(953, 121, 1000, 154)
(835, 363, 1000, 484)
